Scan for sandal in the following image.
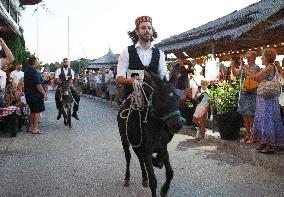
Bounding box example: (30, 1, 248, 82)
(195, 135, 204, 142)
(240, 138, 249, 143)
(245, 138, 254, 144)
(31, 129, 43, 134)
(258, 146, 274, 154)
(256, 143, 267, 151)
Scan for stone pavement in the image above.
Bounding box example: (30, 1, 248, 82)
(82, 94, 284, 173)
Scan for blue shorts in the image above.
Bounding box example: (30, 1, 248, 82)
(27, 96, 45, 113)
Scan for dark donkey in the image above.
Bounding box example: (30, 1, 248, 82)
(117, 70, 184, 197)
(58, 78, 74, 128)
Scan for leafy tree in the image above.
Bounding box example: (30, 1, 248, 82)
(48, 62, 61, 72)
(70, 58, 89, 74)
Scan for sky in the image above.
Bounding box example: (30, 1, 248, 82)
(21, 0, 260, 64)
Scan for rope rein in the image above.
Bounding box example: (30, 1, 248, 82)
(119, 80, 154, 148)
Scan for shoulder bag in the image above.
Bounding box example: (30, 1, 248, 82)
(257, 67, 281, 99)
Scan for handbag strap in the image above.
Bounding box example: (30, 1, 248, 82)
(274, 65, 280, 80)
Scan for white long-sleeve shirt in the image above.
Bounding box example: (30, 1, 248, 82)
(116, 43, 169, 80)
(0, 69, 7, 91)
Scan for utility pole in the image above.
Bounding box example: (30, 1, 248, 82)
(36, 4, 39, 58)
(68, 16, 70, 62)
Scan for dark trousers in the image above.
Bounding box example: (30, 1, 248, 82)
(55, 86, 80, 112)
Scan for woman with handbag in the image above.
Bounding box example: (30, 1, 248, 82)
(241, 48, 284, 154)
(231, 51, 260, 144)
(275, 61, 284, 122)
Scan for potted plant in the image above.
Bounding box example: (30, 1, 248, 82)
(207, 80, 241, 140)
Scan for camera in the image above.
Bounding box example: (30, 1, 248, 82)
(231, 56, 244, 65)
(231, 56, 240, 65)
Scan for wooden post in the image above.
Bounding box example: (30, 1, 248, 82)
(211, 43, 216, 60)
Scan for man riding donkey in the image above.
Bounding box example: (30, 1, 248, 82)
(116, 16, 184, 196)
(55, 58, 80, 121)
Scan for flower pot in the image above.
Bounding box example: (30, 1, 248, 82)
(216, 112, 241, 140)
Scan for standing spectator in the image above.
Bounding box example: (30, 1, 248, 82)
(43, 73, 50, 92)
(231, 51, 260, 144)
(0, 38, 14, 68)
(275, 60, 284, 121)
(107, 76, 117, 108)
(241, 48, 284, 154)
(189, 65, 205, 97)
(24, 56, 47, 134)
(10, 64, 24, 87)
(169, 60, 181, 87)
(0, 64, 8, 107)
(95, 71, 102, 97)
(0, 38, 14, 107)
(192, 80, 210, 142)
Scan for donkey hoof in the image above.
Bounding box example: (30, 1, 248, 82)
(123, 180, 130, 187)
(142, 179, 148, 188)
(160, 186, 169, 197)
(160, 192, 167, 197)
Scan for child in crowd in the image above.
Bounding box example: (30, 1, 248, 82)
(4, 84, 21, 107)
(192, 80, 210, 142)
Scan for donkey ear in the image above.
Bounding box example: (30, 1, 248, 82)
(144, 70, 151, 80)
(144, 70, 157, 88)
(162, 75, 167, 82)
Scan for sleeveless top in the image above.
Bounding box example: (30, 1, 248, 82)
(60, 68, 72, 81)
(128, 44, 160, 75)
(122, 45, 161, 98)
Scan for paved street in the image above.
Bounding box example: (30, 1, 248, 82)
(0, 92, 283, 197)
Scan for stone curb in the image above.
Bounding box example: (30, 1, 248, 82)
(217, 139, 284, 171)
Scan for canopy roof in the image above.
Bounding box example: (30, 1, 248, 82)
(0, 0, 42, 37)
(19, 0, 42, 6)
(86, 49, 119, 69)
(155, 0, 284, 60)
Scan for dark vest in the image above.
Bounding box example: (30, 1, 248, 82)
(120, 45, 161, 100)
(60, 68, 72, 81)
(128, 44, 160, 75)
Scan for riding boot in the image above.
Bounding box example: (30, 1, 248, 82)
(72, 111, 79, 120)
(57, 110, 62, 120)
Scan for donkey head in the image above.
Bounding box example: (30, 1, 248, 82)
(144, 70, 183, 134)
(60, 81, 73, 104)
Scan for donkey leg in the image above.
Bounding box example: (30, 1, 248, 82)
(134, 150, 148, 188)
(122, 142, 131, 187)
(119, 127, 132, 187)
(144, 154, 157, 197)
(160, 151, 173, 197)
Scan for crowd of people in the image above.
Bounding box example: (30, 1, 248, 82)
(167, 49, 284, 154)
(1, 14, 284, 154)
(76, 67, 118, 108)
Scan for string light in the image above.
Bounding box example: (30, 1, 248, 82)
(187, 41, 284, 60)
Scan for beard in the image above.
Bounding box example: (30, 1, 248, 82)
(139, 34, 152, 42)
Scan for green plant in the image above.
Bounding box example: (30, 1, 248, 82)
(207, 80, 240, 114)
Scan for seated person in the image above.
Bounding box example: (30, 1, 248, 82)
(4, 84, 21, 107)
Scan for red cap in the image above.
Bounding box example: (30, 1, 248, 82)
(135, 16, 152, 27)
